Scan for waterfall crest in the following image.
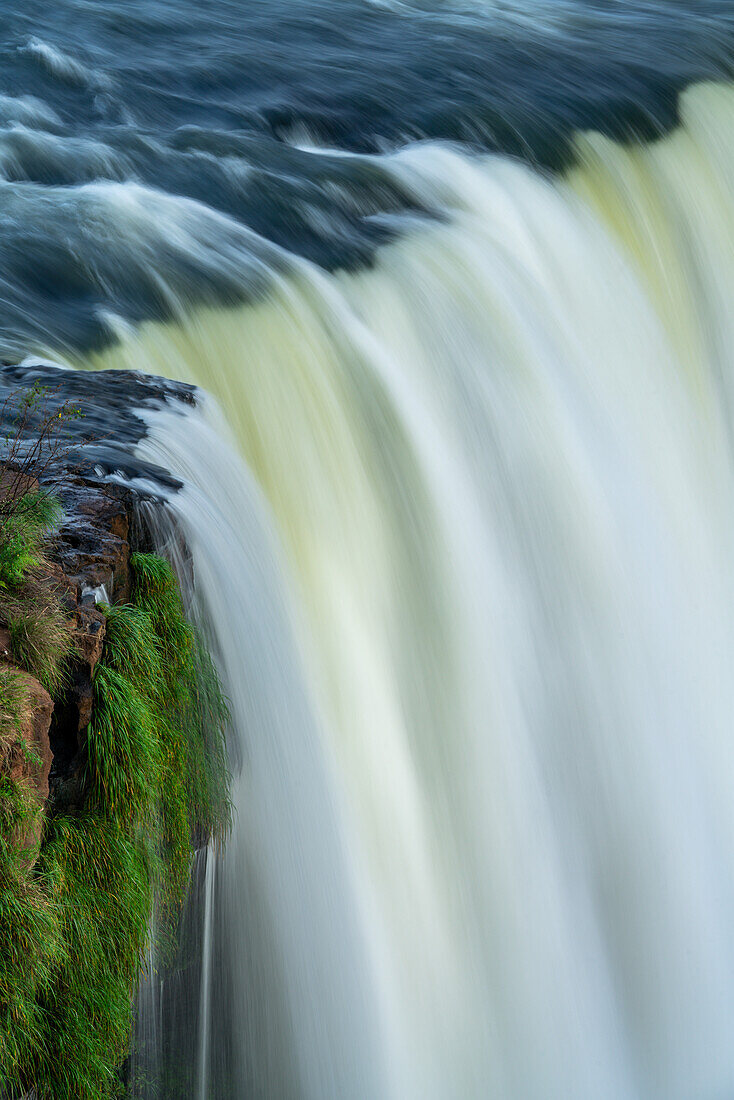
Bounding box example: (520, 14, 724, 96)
(117, 79, 734, 1099)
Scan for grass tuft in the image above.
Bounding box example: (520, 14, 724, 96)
(0, 665, 29, 772)
(7, 598, 77, 695)
(0, 489, 78, 695)
(0, 549, 231, 1099)
(0, 490, 61, 591)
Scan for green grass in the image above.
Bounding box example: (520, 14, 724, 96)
(7, 599, 77, 696)
(0, 775, 61, 1092)
(31, 814, 155, 1099)
(0, 665, 29, 772)
(0, 491, 61, 591)
(0, 550, 231, 1099)
(0, 489, 77, 694)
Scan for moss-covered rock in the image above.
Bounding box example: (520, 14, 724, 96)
(0, 546, 230, 1099)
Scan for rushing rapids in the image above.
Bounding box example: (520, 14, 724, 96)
(2, 2, 734, 1098)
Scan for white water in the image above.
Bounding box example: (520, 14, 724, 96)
(196, 846, 216, 1100)
(123, 81, 734, 1099)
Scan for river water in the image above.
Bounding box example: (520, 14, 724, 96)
(4, 3, 734, 1098)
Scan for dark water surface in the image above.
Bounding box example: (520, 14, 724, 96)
(0, 0, 731, 352)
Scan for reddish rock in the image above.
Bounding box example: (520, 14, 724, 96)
(4, 669, 53, 858)
(0, 477, 127, 804)
(0, 467, 39, 503)
(9, 670, 54, 802)
(0, 363, 194, 820)
(76, 493, 129, 542)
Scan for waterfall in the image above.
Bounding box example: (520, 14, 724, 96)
(196, 846, 216, 1100)
(114, 79, 734, 1099)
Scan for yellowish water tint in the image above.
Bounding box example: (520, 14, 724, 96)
(567, 82, 734, 409)
(81, 81, 734, 1100)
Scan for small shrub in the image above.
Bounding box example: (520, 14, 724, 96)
(0, 380, 83, 502)
(0, 379, 85, 592)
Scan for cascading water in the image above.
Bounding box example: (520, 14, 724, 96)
(2, 1, 734, 1097)
(103, 80, 734, 1099)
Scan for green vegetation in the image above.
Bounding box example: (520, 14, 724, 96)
(0, 490, 61, 591)
(0, 541, 231, 1099)
(90, 553, 231, 917)
(0, 664, 30, 770)
(0, 773, 60, 1089)
(7, 597, 77, 697)
(0, 485, 77, 695)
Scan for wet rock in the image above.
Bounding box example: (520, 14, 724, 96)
(74, 603, 106, 679)
(0, 362, 196, 807)
(44, 475, 136, 602)
(67, 602, 106, 735)
(47, 697, 86, 815)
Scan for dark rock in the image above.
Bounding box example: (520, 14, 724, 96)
(66, 603, 106, 737)
(0, 362, 197, 810)
(74, 603, 106, 678)
(47, 697, 86, 815)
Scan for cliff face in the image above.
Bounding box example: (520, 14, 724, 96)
(3, 476, 134, 824)
(0, 363, 194, 822)
(0, 363, 229, 1100)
